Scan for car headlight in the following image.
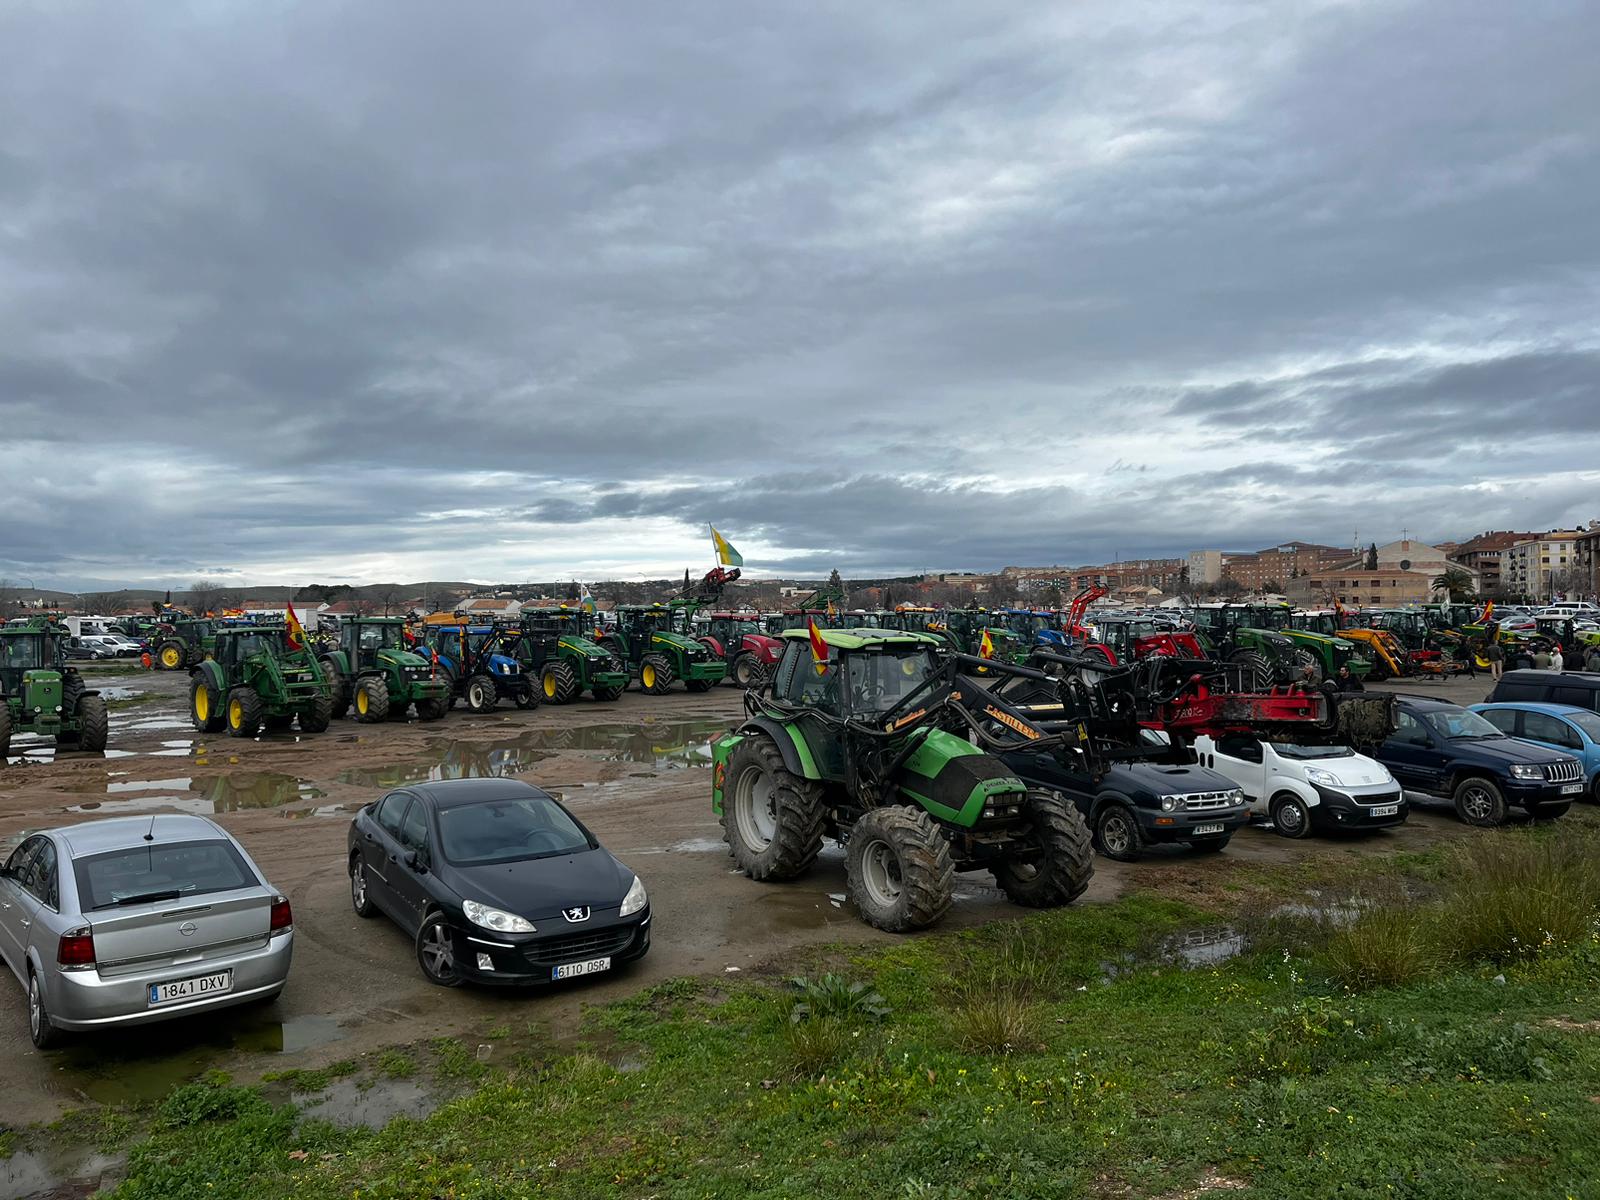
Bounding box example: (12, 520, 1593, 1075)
(619, 874, 648, 917)
(1158, 794, 1183, 812)
(1509, 764, 1543, 780)
(462, 899, 536, 934)
(1228, 789, 1245, 805)
(1305, 767, 1343, 787)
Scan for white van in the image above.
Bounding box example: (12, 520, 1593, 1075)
(1192, 734, 1407, 838)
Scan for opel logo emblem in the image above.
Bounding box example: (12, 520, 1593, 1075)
(562, 906, 590, 923)
(179, 921, 198, 937)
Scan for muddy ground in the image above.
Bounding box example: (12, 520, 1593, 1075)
(0, 666, 1504, 1125)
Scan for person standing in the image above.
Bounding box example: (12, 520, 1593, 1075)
(1552, 643, 1565, 673)
(1485, 638, 1505, 680)
(1335, 664, 1364, 691)
(1532, 644, 1553, 671)
(1585, 642, 1600, 673)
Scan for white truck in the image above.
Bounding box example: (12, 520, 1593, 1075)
(1191, 733, 1408, 838)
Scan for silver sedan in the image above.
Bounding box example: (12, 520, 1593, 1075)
(0, 814, 294, 1048)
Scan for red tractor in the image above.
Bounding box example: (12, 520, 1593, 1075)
(690, 611, 783, 688)
(1078, 614, 1207, 666)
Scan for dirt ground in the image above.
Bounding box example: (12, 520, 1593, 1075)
(0, 666, 1504, 1124)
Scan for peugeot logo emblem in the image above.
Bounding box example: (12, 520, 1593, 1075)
(179, 921, 197, 937)
(561, 906, 590, 923)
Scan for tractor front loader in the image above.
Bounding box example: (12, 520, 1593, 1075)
(189, 627, 333, 737)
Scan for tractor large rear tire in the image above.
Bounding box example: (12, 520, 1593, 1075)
(990, 790, 1094, 908)
(542, 662, 580, 705)
(354, 676, 390, 724)
(465, 674, 498, 714)
(57, 676, 85, 744)
(845, 807, 954, 932)
(156, 641, 187, 671)
(593, 682, 624, 702)
(0, 708, 11, 759)
(1230, 650, 1273, 690)
(721, 735, 826, 881)
(639, 654, 674, 695)
(415, 696, 447, 721)
(300, 693, 333, 733)
(321, 662, 349, 719)
(191, 675, 225, 733)
(226, 687, 262, 738)
(685, 678, 715, 693)
(75, 695, 109, 753)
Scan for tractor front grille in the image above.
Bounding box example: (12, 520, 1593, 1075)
(1544, 759, 1583, 784)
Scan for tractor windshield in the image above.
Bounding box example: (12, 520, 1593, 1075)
(230, 633, 278, 659)
(358, 624, 404, 652)
(845, 648, 936, 716)
(0, 635, 46, 692)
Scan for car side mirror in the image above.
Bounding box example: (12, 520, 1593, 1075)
(403, 849, 426, 873)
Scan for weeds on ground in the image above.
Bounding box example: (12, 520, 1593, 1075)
(1437, 834, 1600, 963)
(1325, 899, 1443, 989)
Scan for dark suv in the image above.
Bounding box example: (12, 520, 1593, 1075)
(1007, 736, 1249, 861)
(1485, 670, 1600, 716)
(1373, 696, 1584, 826)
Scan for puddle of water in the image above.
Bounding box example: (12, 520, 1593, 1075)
(106, 776, 193, 793)
(335, 719, 728, 788)
(280, 804, 349, 820)
(1160, 927, 1250, 968)
(194, 772, 327, 811)
(97, 686, 142, 701)
(297, 1075, 438, 1129)
(66, 795, 214, 817)
(0, 1148, 120, 1200)
(54, 1014, 347, 1106)
(119, 714, 192, 733)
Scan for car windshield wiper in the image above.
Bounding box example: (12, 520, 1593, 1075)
(98, 888, 183, 908)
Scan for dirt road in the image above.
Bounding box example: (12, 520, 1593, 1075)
(0, 668, 1499, 1123)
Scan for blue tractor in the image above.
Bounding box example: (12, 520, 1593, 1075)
(417, 624, 538, 713)
(997, 608, 1068, 650)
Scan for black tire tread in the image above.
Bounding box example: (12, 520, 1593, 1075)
(989, 789, 1094, 907)
(845, 806, 955, 932)
(720, 735, 826, 881)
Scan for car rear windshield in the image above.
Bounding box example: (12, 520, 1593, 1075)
(437, 796, 593, 866)
(74, 840, 258, 910)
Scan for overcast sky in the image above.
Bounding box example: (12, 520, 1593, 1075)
(4, 1, 1597, 590)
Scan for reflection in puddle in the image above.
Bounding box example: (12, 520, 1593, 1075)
(67, 794, 214, 817)
(299, 1075, 438, 1129)
(0, 1148, 120, 1200)
(56, 1014, 347, 1106)
(1161, 927, 1249, 968)
(336, 719, 727, 788)
(64, 771, 326, 816)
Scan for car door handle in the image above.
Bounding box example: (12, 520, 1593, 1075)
(18, 919, 28, 929)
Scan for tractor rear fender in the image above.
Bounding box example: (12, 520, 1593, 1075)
(323, 650, 352, 679)
(193, 659, 227, 695)
(699, 635, 725, 658)
(734, 717, 822, 780)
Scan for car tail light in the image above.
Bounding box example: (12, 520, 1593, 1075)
(269, 896, 293, 933)
(57, 927, 95, 968)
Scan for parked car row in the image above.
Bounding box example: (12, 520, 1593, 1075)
(1, 779, 650, 1048)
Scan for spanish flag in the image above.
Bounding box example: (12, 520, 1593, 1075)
(1478, 600, 1494, 624)
(710, 524, 744, 568)
(807, 618, 829, 674)
(979, 628, 996, 659)
(285, 601, 307, 651)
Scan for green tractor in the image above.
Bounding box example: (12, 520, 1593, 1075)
(1187, 604, 1311, 685)
(1246, 604, 1371, 680)
(599, 604, 727, 695)
(0, 617, 109, 757)
(933, 609, 1025, 663)
(151, 617, 219, 671)
(189, 627, 333, 737)
(711, 628, 1094, 932)
(514, 609, 629, 703)
(318, 617, 450, 723)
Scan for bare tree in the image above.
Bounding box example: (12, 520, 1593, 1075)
(373, 584, 403, 616)
(186, 579, 226, 616)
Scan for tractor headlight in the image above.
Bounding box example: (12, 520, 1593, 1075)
(1159, 794, 1184, 812)
(619, 875, 648, 917)
(462, 900, 536, 934)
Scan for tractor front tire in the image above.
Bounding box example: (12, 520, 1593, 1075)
(721, 735, 825, 881)
(300, 693, 333, 733)
(465, 674, 498, 714)
(845, 807, 954, 933)
(354, 677, 391, 724)
(542, 662, 580, 705)
(156, 641, 187, 671)
(990, 790, 1094, 908)
(321, 661, 349, 718)
(593, 682, 624, 702)
(731, 653, 757, 688)
(684, 677, 715, 693)
(191, 675, 225, 733)
(639, 654, 674, 695)
(58, 676, 85, 743)
(227, 687, 263, 738)
(1230, 650, 1273, 690)
(415, 696, 447, 721)
(74, 695, 109, 753)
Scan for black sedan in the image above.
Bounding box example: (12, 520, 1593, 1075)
(346, 778, 650, 986)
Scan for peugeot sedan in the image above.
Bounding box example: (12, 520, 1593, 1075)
(346, 778, 650, 987)
(0, 815, 294, 1049)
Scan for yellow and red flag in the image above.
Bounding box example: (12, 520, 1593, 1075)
(1478, 600, 1494, 624)
(807, 618, 829, 674)
(285, 601, 307, 651)
(979, 628, 995, 659)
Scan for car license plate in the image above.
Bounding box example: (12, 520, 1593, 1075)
(149, 970, 232, 1006)
(552, 956, 611, 981)
(1561, 783, 1583, 795)
(1191, 823, 1225, 835)
(1370, 804, 1399, 816)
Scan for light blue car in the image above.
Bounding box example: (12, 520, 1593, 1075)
(1470, 701, 1600, 797)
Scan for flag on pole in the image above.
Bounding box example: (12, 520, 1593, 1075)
(710, 525, 744, 568)
(580, 582, 596, 614)
(807, 618, 829, 675)
(979, 628, 995, 659)
(285, 601, 307, 651)
(1478, 600, 1495, 624)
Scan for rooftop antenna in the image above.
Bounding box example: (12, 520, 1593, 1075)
(143, 814, 156, 842)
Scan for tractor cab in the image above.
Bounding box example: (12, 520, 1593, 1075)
(0, 625, 57, 696)
(0, 619, 107, 754)
(1290, 611, 1340, 638)
(343, 618, 408, 670)
(213, 628, 280, 667)
(772, 629, 939, 720)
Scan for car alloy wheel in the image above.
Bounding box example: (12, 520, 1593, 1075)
(351, 862, 367, 910)
(417, 917, 461, 986)
(1099, 811, 1134, 855)
(1459, 784, 1495, 823)
(28, 975, 43, 1039)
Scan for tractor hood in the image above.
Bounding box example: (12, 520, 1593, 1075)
(377, 648, 431, 671)
(740, 633, 783, 655)
(646, 631, 705, 655)
(558, 635, 612, 661)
